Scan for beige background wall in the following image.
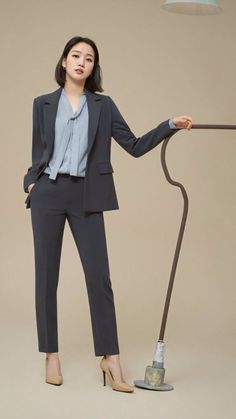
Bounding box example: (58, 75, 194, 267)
(1, 0, 235, 418)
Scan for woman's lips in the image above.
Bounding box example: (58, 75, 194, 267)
(75, 69, 84, 74)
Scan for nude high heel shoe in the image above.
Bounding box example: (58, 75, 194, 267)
(100, 356, 134, 393)
(45, 357, 63, 386)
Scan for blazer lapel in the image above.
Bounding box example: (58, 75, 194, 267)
(42, 86, 102, 159)
(84, 88, 102, 156)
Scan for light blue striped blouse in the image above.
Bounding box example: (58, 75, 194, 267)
(44, 88, 88, 179)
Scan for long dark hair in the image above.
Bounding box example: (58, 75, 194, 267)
(55, 36, 104, 93)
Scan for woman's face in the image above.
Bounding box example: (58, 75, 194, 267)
(62, 42, 95, 85)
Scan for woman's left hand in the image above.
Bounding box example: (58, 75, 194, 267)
(173, 115, 193, 130)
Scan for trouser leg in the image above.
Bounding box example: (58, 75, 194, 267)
(30, 206, 66, 352)
(67, 211, 120, 356)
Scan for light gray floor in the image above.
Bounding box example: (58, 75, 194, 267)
(2, 327, 235, 419)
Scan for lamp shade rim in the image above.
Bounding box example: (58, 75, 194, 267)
(162, 0, 222, 15)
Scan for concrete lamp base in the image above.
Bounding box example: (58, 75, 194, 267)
(134, 365, 174, 391)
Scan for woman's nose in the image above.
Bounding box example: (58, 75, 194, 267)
(78, 58, 85, 67)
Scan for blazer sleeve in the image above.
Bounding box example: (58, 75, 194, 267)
(109, 96, 179, 158)
(23, 98, 44, 193)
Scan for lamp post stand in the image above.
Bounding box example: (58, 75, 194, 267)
(134, 124, 236, 391)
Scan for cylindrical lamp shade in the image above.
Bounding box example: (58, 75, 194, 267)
(162, 0, 222, 15)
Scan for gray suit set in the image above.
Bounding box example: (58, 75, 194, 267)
(23, 86, 177, 355)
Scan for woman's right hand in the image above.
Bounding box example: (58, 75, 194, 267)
(28, 183, 35, 193)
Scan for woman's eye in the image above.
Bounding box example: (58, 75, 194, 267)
(72, 54, 93, 62)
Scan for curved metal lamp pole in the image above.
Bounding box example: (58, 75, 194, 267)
(134, 124, 236, 391)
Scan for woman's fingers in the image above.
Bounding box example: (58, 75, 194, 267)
(173, 116, 193, 130)
(28, 183, 35, 193)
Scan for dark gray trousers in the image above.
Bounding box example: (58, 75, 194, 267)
(29, 173, 120, 356)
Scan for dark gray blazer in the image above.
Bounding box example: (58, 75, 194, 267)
(23, 86, 177, 212)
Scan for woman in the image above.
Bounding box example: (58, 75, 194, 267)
(23, 35, 192, 392)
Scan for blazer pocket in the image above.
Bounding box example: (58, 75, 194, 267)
(97, 161, 114, 174)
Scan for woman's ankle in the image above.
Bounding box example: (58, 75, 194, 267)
(46, 352, 59, 359)
(105, 354, 120, 361)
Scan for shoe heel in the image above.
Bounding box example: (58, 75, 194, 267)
(102, 370, 106, 386)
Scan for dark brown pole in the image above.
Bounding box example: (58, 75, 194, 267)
(159, 124, 236, 342)
(192, 124, 236, 130)
(159, 135, 188, 341)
